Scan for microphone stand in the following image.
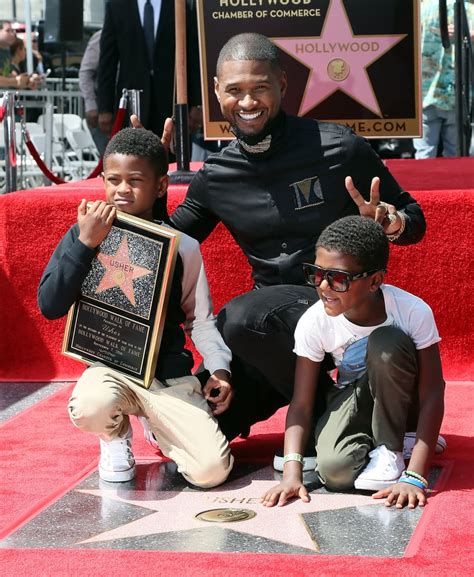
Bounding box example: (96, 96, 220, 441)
(169, 0, 196, 184)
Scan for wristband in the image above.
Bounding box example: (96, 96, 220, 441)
(283, 453, 304, 465)
(404, 470, 429, 488)
(399, 475, 426, 490)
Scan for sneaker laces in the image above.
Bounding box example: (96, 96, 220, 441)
(100, 435, 134, 469)
(363, 445, 399, 475)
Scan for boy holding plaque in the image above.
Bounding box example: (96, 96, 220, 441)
(38, 128, 233, 488)
(261, 216, 445, 510)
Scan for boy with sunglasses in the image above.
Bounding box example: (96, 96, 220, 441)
(261, 216, 445, 510)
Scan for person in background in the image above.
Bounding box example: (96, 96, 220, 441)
(9, 36, 26, 76)
(0, 20, 29, 89)
(79, 29, 109, 155)
(413, 0, 474, 158)
(261, 216, 445, 509)
(97, 0, 202, 146)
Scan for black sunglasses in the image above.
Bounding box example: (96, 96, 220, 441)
(303, 263, 384, 293)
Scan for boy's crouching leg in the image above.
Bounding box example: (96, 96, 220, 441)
(366, 326, 418, 451)
(145, 376, 234, 489)
(317, 441, 369, 492)
(68, 363, 141, 439)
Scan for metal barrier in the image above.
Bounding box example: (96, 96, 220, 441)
(0, 86, 141, 193)
(0, 82, 87, 192)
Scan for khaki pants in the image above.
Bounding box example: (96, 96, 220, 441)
(68, 363, 233, 488)
(314, 326, 419, 491)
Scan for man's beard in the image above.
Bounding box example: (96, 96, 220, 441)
(230, 113, 281, 145)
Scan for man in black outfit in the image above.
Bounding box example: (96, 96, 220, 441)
(169, 33, 426, 464)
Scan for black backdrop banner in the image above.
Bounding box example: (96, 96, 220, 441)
(197, 0, 420, 139)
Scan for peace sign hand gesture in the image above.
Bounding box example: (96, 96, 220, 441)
(345, 176, 401, 234)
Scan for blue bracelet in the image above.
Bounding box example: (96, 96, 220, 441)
(399, 475, 426, 490)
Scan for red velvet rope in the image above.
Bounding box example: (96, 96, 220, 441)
(24, 136, 66, 184)
(21, 105, 128, 184)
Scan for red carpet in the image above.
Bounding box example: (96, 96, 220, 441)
(1, 158, 473, 574)
(1, 381, 473, 576)
(1, 162, 473, 381)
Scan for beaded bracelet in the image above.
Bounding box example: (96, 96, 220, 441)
(404, 470, 429, 488)
(399, 475, 426, 490)
(283, 453, 304, 464)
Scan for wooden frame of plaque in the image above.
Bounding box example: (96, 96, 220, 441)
(62, 211, 180, 388)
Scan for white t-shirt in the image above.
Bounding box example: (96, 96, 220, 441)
(294, 284, 441, 387)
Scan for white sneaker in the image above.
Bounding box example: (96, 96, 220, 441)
(99, 427, 136, 483)
(354, 445, 405, 491)
(273, 451, 317, 473)
(403, 432, 447, 460)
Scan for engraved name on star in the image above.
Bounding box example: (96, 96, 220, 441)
(96, 235, 152, 307)
(273, 0, 406, 117)
(77, 467, 380, 552)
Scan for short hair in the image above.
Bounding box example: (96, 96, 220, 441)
(103, 127, 168, 177)
(103, 128, 169, 222)
(316, 216, 389, 271)
(10, 36, 24, 56)
(216, 33, 281, 77)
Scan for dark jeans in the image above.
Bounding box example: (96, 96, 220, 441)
(210, 285, 332, 441)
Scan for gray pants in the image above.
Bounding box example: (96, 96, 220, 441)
(315, 326, 418, 491)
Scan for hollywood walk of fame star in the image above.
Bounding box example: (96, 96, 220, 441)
(95, 235, 153, 307)
(77, 466, 380, 552)
(273, 0, 406, 117)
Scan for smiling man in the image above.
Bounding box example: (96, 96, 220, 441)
(170, 33, 428, 469)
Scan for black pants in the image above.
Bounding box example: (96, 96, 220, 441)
(209, 285, 333, 441)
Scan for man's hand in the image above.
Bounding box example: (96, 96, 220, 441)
(99, 112, 113, 135)
(28, 73, 41, 90)
(202, 369, 233, 416)
(77, 199, 116, 249)
(15, 73, 30, 89)
(345, 175, 401, 234)
(372, 481, 427, 509)
(130, 114, 174, 152)
(261, 478, 310, 507)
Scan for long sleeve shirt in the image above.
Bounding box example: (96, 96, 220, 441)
(171, 113, 426, 288)
(38, 222, 231, 380)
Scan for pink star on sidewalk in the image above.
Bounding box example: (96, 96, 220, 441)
(273, 0, 406, 117)
(78, 466, 380, 552)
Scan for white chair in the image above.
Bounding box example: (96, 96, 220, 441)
(64, 128, 100, 178)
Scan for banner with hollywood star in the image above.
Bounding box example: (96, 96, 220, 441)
(197, 0, 420, 139)
(62, 212, 180, 388)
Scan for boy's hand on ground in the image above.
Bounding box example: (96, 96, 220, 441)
(203, 369, 233, 415)
(77, 199, 116, 249)
(261, 479, 310, 507)
(372, 482, 427, 509)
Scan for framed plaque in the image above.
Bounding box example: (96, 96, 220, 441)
(62, 212, 180, 388)
(197, 0, 420, 139)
